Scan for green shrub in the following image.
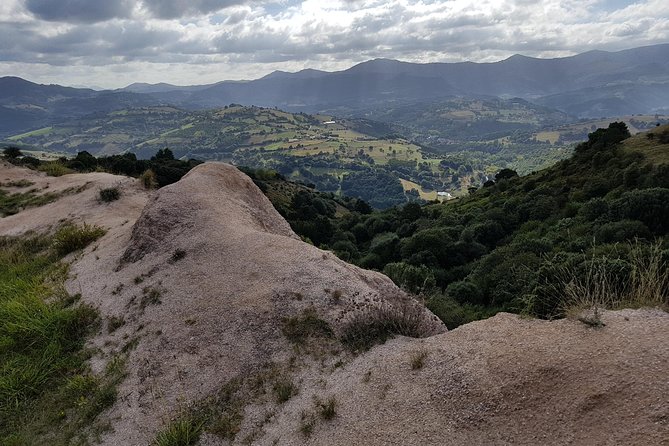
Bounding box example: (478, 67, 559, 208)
(446, 280, 484, 305)
(426, 294, 493, 329)
(37, 161, 72, 177)
(383, 262, 435, 294)
(152, 418, 203, 446)
(98, 187, 120, 202)
(52, 223, 106, 256)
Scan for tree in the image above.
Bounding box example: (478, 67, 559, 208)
(495, 168, 518, 181)
(2, 147, 22, 159)
(152, 147, 175, 161)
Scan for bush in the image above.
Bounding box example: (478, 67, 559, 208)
(38, 161, 72, 177)
(610, 188, 669, 233)
(52, 223, 106, 256)
(2, 147, 22, 159)
(140, 169, 159, 189)
(98, 187, 120, 203)
(426, 295, 490, 329)
(340, 302, 435, 351)
(446, 280, 484, 305)
(595, 220, 652, 243)
(383, 262, 435, 294)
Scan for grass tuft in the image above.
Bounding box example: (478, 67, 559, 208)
(340, 302, 434, 352)
(316, 396, 337, 420)
(52, 223, 106, 256)
(281, 308, 333, 344)
(409, 349, 429, 370)
(559, 241, 669, 319)
(152, 417, 203, 446)
(273, 377, 297, 404)
(98, 187, 120, 203)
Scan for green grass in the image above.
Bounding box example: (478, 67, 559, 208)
(0, 189, 60, 217)
(152, 417, 203, 446)
(0, 231, 123, 445)
(281, 308, 333, 344)
(623, 124, 669, 164)
(37, 161, 73, 177)
(8, 127, 53, 141)
(52, 223, 106, 256)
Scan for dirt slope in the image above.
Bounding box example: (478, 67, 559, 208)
(1, 161, 667, 445)
(64, 162, 444, 445)
(266, 309, 668, 445)
(0, 160, 148, 236)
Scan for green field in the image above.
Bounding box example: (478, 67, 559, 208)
(8, 127, 53, 141)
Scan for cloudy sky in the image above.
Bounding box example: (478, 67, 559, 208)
(0, 0, 667, 88)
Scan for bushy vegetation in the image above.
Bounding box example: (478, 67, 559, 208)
(0, 188, 60, 217)
(258, 123, 669, 326)
(340, 303, 435, 351)
(52, 223, 106, 256)
(0, 231, 122, 444)
(4, 147, 202, 187)
(98, 186, 120, 202)
(152, 417, 203, 446)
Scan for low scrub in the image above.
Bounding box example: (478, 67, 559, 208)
(340, 302, 434, 351)
(0, 189, 60, 217)
(37, 161, 73, 177)
(52, 223, 106, 256)
(98, 186, 121, 202)
(557, 242, 669, 318)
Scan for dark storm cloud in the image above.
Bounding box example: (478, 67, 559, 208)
(25, 0, 132, 23)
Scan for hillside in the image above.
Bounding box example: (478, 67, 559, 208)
(0, 157, 667, 445)
(252, 123, 669, 327)
(178, 44, 669, 117)
(1, 44, 668, 141)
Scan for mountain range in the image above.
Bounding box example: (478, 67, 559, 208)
(1, 43, 668, 137)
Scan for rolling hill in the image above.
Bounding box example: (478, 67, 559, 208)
(1, 44, 668, 141)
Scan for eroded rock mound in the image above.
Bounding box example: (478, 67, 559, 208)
(69, 162, 444, 444)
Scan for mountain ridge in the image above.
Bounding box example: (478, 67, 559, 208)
(1, 43, 668, 138)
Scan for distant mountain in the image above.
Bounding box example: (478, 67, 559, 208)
(1, 44, 668, 137)
(179, 44, 669, 116)
(0, 77, 162, 136)
(120, 82, 220, 94)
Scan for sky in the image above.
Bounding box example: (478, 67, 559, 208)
(0, 0, 667, 89)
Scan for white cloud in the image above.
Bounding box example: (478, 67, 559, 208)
(0, 0, 667, 87)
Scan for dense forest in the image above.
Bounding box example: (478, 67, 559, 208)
(249, 123, 669, 327)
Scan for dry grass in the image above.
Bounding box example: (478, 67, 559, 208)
(560, 242, 668, 322)
(340, 301, 435, 351)
(409, 350, 429, 370)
